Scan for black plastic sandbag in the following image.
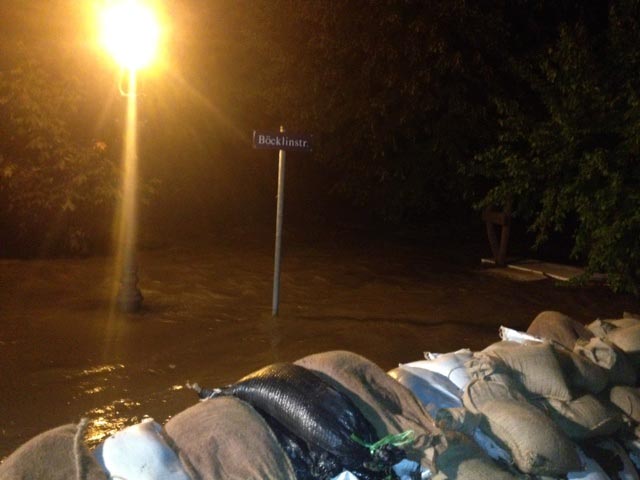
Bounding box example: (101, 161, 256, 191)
(191, 363, 409, 479)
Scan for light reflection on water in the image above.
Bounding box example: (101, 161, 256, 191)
(82, 384, 187, 448)
(80, 364, 125, 377)
(84, 398, 143, 448)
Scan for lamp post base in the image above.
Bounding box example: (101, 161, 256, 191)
(117, 264, 143, 313)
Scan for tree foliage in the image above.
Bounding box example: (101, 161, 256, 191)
(468, 1, 640, 293)
(212, 0, 513, 220)
(0, 48, 119, 255)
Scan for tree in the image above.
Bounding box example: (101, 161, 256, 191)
(468, 1, 640, 293)
(0, 47, 119, 255)
(207, 0, 512, 221)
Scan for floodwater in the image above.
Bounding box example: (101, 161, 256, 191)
(0, 226, 637, 459)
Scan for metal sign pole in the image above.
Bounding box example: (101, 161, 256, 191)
(272, 126, 286, 316)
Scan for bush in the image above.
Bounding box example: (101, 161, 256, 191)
(466, 2, 640, 294)
(0, 48, 119, 255)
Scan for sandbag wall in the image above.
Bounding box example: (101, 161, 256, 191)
(5, 310, 640, 480)
(391, 310, 640, 479)
(0, 351, 446, 480)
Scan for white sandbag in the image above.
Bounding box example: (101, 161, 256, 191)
(626, 439, 640, 472)
(587, 440, 640, 480)
(406, 349, 472, 390)
(94, 418, 191, 480)
(331, 472, 360, 480)
(567, 448, 611, 480)
(499, 326, 543, 344)
(388, 366, 462, 416)
(391, 459, 427, 480)
(478, 399, 581, 476)
(476, 341, 572, 401)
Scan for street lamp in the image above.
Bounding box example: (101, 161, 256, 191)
(99, 0, 161, 312)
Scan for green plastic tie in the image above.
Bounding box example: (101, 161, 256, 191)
(350, 429, 415, 456)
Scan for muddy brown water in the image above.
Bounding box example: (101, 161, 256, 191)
(0, 229, 637, 459)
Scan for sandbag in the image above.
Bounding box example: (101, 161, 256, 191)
(387, 366, 462, 416)
(164, 396, 296, 480)
(478, 399, 581, 476)
(295, 350, 445, 469)
(191, 362, 390, 477)
(588, 319, 617, 339)
(567, 447, 611, 480)
(606, 324, 640, 366)
(554, 345, 609, 395)
(609, 316, 640, 329)
(0, 420, 107, 480)
(527, 311, 594, 349)
(583, 440, 640, 480)
(574, 337, 637, 386)
(499, 326, 543, 344)
(474, 341, 572, 401)
(543, 395, 623, 440)
(435, 408, 480, 437)
(588, 315, 640, 338)
(404, 349, 473, 390)
(94, 418, 192, 480)
(432, 436, 521, 480)
(462, 373, 528, 414)
(610, 386, 640, 423)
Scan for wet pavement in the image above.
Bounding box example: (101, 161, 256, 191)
(0, 227, 637, 459)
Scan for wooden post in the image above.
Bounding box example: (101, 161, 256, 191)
(482, 201, 512, 266)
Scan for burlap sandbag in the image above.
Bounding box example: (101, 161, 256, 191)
(610, 386, 640, 423)
(164, 396, 295, 480)
(295, 350, 444, 468)
(609, 315, 640, 328)
(474, 341, 571, 401)
(526, 311, 593, 350)
(435, 408, 480, 437)
(478, 399, 581, 476)
(574, 337, 637, 386)
(553, 345, 608, 395)
(543, 394, 623, 440)
(588, 315, 640, 338)
(432, 435, 521, 480)
(587, 318, 616, 338)
(462, 374, 528, 414)
(0, 420, 107, 480)
(606, 324, 640, 366)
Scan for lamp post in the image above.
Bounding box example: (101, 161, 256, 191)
(99, 0, 161, 312)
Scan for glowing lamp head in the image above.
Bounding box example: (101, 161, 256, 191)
(99, 0, 160, 71)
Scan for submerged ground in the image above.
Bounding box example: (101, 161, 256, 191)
(0, 223, 637, 459)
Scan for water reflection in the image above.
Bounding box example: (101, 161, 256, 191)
(84, 398, 143, 447)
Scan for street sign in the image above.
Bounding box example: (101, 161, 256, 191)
(253, 130, 312, 152)
(252, 127, 312, 316)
